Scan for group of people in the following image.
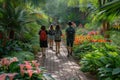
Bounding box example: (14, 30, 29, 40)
(38, 21, 75, 57)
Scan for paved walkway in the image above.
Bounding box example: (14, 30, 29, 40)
(36, 42, 88, 80)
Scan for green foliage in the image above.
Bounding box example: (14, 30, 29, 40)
(9, 62, 20, 73)
(0, 39, 35, 57)
(79, 42, 120, 80)
(0, 40, 22, 55)
(32, 45, 40, 55)
(0, 57, 45, 80)
(13, 73, 43, 80)
(73, 42, 94, 59)
(0, 3, 30, 33)
(7, 51, 34, 61)
(109, 31, 120, 46)
(100, 0, 120, 17)
(75, 28, 88, 35)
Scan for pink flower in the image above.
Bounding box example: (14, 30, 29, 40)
(36, 67, 41, 74)
(12, 57, 18, 62)
(32, 60, 37, 65)
(24, 61, 30, 65)
(27, 70, 33, 78)
(20, 64, 25, 76)
(1, 58, 10, 66)
(25, 64, 32, 70)
(8, 73, 17, 80)
(20, 64, 25, 71)
(0, 74, 6, 80)
(21, 70, 25, 76)
(32, 61, 40, 67)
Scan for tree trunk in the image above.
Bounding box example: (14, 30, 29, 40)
(102, 21, 110, 39)
(98, 0, 102, 7)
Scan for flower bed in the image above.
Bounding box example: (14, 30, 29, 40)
(74, 34, 112, 45)
(0, 57, 54, 80)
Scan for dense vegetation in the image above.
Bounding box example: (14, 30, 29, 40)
(0, 0, 120, 80)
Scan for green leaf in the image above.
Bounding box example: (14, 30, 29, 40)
(9, 62, 20, 72)
(112, 68, 120, 75)
(5, 76, 10, 80)
(105, 77, 112, 80)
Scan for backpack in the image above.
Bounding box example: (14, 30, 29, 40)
(49, 30, 55, 35)
(55, 30, 61, 40)
(67, 27, 75, 39)
(40, 30, 47, 41)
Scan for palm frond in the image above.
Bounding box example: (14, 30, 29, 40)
(100, 0, 120, 16)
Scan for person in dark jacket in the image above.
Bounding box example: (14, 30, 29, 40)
(66, 22, 75, 57)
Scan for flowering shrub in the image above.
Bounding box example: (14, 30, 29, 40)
(19, 60, 41, 78)
(0, 57, 18, 66)
(74, 35, 92, 45)
(74, 35, 112, 45)
(88, 31, 98, 35)
(0, 57, 44, 80)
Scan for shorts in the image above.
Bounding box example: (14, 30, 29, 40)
(66, 39, 74, 47)
(40, 40, 48, 48)
(55, 40, 61, 42)
(48, 35, 54, 40)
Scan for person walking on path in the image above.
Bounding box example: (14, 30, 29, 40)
(54, 24, 62, 55)
(39, 25, 48, 57)
(66, 22, 75, 57)
(48, 24, 55, 50)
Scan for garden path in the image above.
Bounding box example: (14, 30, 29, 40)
(36, 42, 91, 80)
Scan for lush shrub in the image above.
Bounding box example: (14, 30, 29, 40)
(0, 57, 44, 80)
(76, 28, 88, 35)
(32, 45, 40, 55)
(80, 43, 120, 80)
(0, 40, 34, 56)
(110, 31, 120, 46)
(6, 51, 35, 61)
(0, 57, 55, 80)
(73, 42, 94, 59)
(0, 40, 22, 55)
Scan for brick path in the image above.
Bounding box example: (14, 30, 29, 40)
(36, 42, 88, 80)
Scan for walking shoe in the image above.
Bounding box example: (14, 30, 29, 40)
(67, 49, 69, 53)
(70, 52, 73, 56)
(56, 52, 58, 56)
(43, 54, 46, 57)
(58, 50, 60, 54)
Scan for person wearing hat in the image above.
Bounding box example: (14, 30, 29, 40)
(65, 22, 75, 57)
